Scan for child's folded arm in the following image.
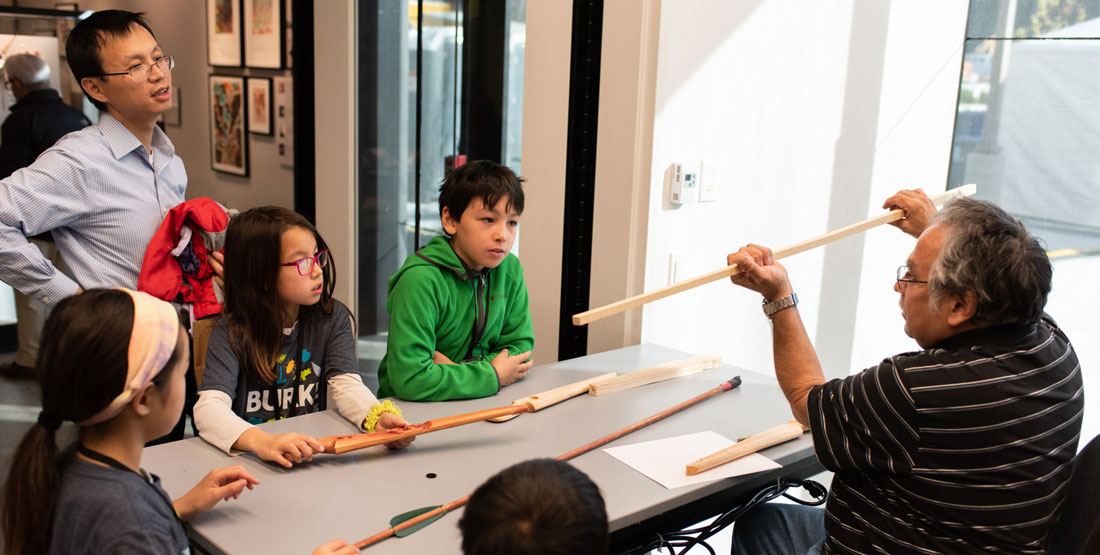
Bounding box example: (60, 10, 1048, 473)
(386, 274, 500, 400)
(194, 390, 254, 455)
(489, 274, 535, 362)
(389, 353, 500, 401)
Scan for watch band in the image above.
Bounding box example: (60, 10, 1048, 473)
(762, 293, 798, 319)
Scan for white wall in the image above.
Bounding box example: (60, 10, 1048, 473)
(519, 0, 573, 362)
(850, 3, 969, 369)
(586, 0, 660, 355)
(615, 0, 968, 378)
(312, 1, 357, 313)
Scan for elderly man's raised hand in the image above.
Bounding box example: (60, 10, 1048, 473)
(726, 244, 793, 301)
(883, 188, 936, 238)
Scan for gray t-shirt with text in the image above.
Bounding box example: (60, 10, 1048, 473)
(200, 301, 356, 424)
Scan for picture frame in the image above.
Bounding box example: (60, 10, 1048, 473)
(273, 76, 294, 166)
(209, 75, 249, 176)
(243, 0, 285, 69)
(164, 87, 182, 126)
(207, 0, 242, 67)
(247, 77, 272, 135)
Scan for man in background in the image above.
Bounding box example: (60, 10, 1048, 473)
(0, 52, 90, 379)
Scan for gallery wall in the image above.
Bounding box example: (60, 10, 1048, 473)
(10, 0, 296, 212)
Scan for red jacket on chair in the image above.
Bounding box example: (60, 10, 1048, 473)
(138, 197, 229, 319)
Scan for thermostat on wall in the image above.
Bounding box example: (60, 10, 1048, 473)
(668, 162, 698, 205)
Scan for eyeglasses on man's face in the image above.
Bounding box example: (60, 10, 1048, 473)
(96, 55, 174, 82)
(282, 249, 330, 276)
(896, 265, 929, 290)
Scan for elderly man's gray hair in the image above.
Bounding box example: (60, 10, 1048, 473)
(2, 53, 51, 88)
(927, 197, 1051, 326)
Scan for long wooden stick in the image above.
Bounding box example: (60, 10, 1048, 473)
(572, 184, 977, 326)
(355, 376, 743, 550)
(685, 421, 806, 476)
(488, 372, 618, 422)
(588, 355, 720, 396)
(317, 404, 530, 454)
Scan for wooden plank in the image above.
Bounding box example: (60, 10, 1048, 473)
(572, 184, 978, 326)
(588, 354, 720, 396)
(487, 372, 618, 422)
(685, 421, 806, 476)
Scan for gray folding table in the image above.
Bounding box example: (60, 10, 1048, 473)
(144, 343, 823, 554)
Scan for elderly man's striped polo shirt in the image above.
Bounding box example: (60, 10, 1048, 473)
(808, 316, 1083, 554)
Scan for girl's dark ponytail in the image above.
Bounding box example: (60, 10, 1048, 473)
(2, 423, 63, 554)
(1, 290, 133, 554)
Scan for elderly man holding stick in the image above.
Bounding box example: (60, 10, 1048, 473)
(726, 190, 1082, 555)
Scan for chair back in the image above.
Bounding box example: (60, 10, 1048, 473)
(1048, 433, 1100, 555)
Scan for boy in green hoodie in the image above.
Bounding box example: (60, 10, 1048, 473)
(377, 161, 535, 401)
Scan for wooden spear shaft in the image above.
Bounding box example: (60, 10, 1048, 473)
(319, 373, 624, 453)
(355, 376, 743, 550)
(316, 404, 531, 454)
(572, 184, 977, 326)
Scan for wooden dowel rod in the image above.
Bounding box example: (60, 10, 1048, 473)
(317, 404, 530, 454)
(557, 376, 741, 461)
(685, 421, 806, 476)
(355, 376, 743, 550)
(572, 184, 977, 326)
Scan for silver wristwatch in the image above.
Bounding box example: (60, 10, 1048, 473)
(762, 293, 798, 319)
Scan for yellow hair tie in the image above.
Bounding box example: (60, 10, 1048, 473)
(362, 400, 402, 433)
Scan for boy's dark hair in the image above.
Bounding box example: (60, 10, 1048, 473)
(66, 10, 156, 111)
(459, 459, 609, 555)
(439, 160, 525, 226)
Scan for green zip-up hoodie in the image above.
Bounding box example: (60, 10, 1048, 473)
(377, 235, 534, 401)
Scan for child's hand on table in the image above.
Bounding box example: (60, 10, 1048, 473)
(492, 348, 533, 386)
(377, 411, 415, 450)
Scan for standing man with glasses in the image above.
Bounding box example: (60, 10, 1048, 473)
(0, 53, 90, 380)
(723, 190, 1082, 554)
(0, 11, 216, 441)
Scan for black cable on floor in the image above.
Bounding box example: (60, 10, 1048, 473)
(618, 478, 829, 555)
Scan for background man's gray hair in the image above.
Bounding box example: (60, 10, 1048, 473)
(2, 53, 51, 88)
(927, 197, 1051, 326)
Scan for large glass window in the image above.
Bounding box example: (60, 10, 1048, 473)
(948, 0, 1100, 444)
(356, 1, 526, 386)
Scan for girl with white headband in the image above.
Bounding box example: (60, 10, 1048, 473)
(1, 289, 259, 554)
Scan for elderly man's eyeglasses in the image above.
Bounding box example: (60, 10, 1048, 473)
(896, 265, 929, 290)
(282, 250, 329, 276)
(96, 55, 174, 82)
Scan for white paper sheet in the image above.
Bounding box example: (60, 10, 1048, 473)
(603, 431, 781, 489)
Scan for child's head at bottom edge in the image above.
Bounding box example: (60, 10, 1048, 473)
(459, 458, 609, 555)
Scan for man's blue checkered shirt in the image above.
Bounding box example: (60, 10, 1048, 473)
(0, 112, 186, 305)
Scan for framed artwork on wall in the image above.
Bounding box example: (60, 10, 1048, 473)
(209, 75, 249, 176)
(207, 0, 242, 67)
(244, 0, 284, 69)
(247, 77, 272, 135)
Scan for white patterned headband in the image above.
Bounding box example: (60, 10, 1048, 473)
(79, 289, 180, 426)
